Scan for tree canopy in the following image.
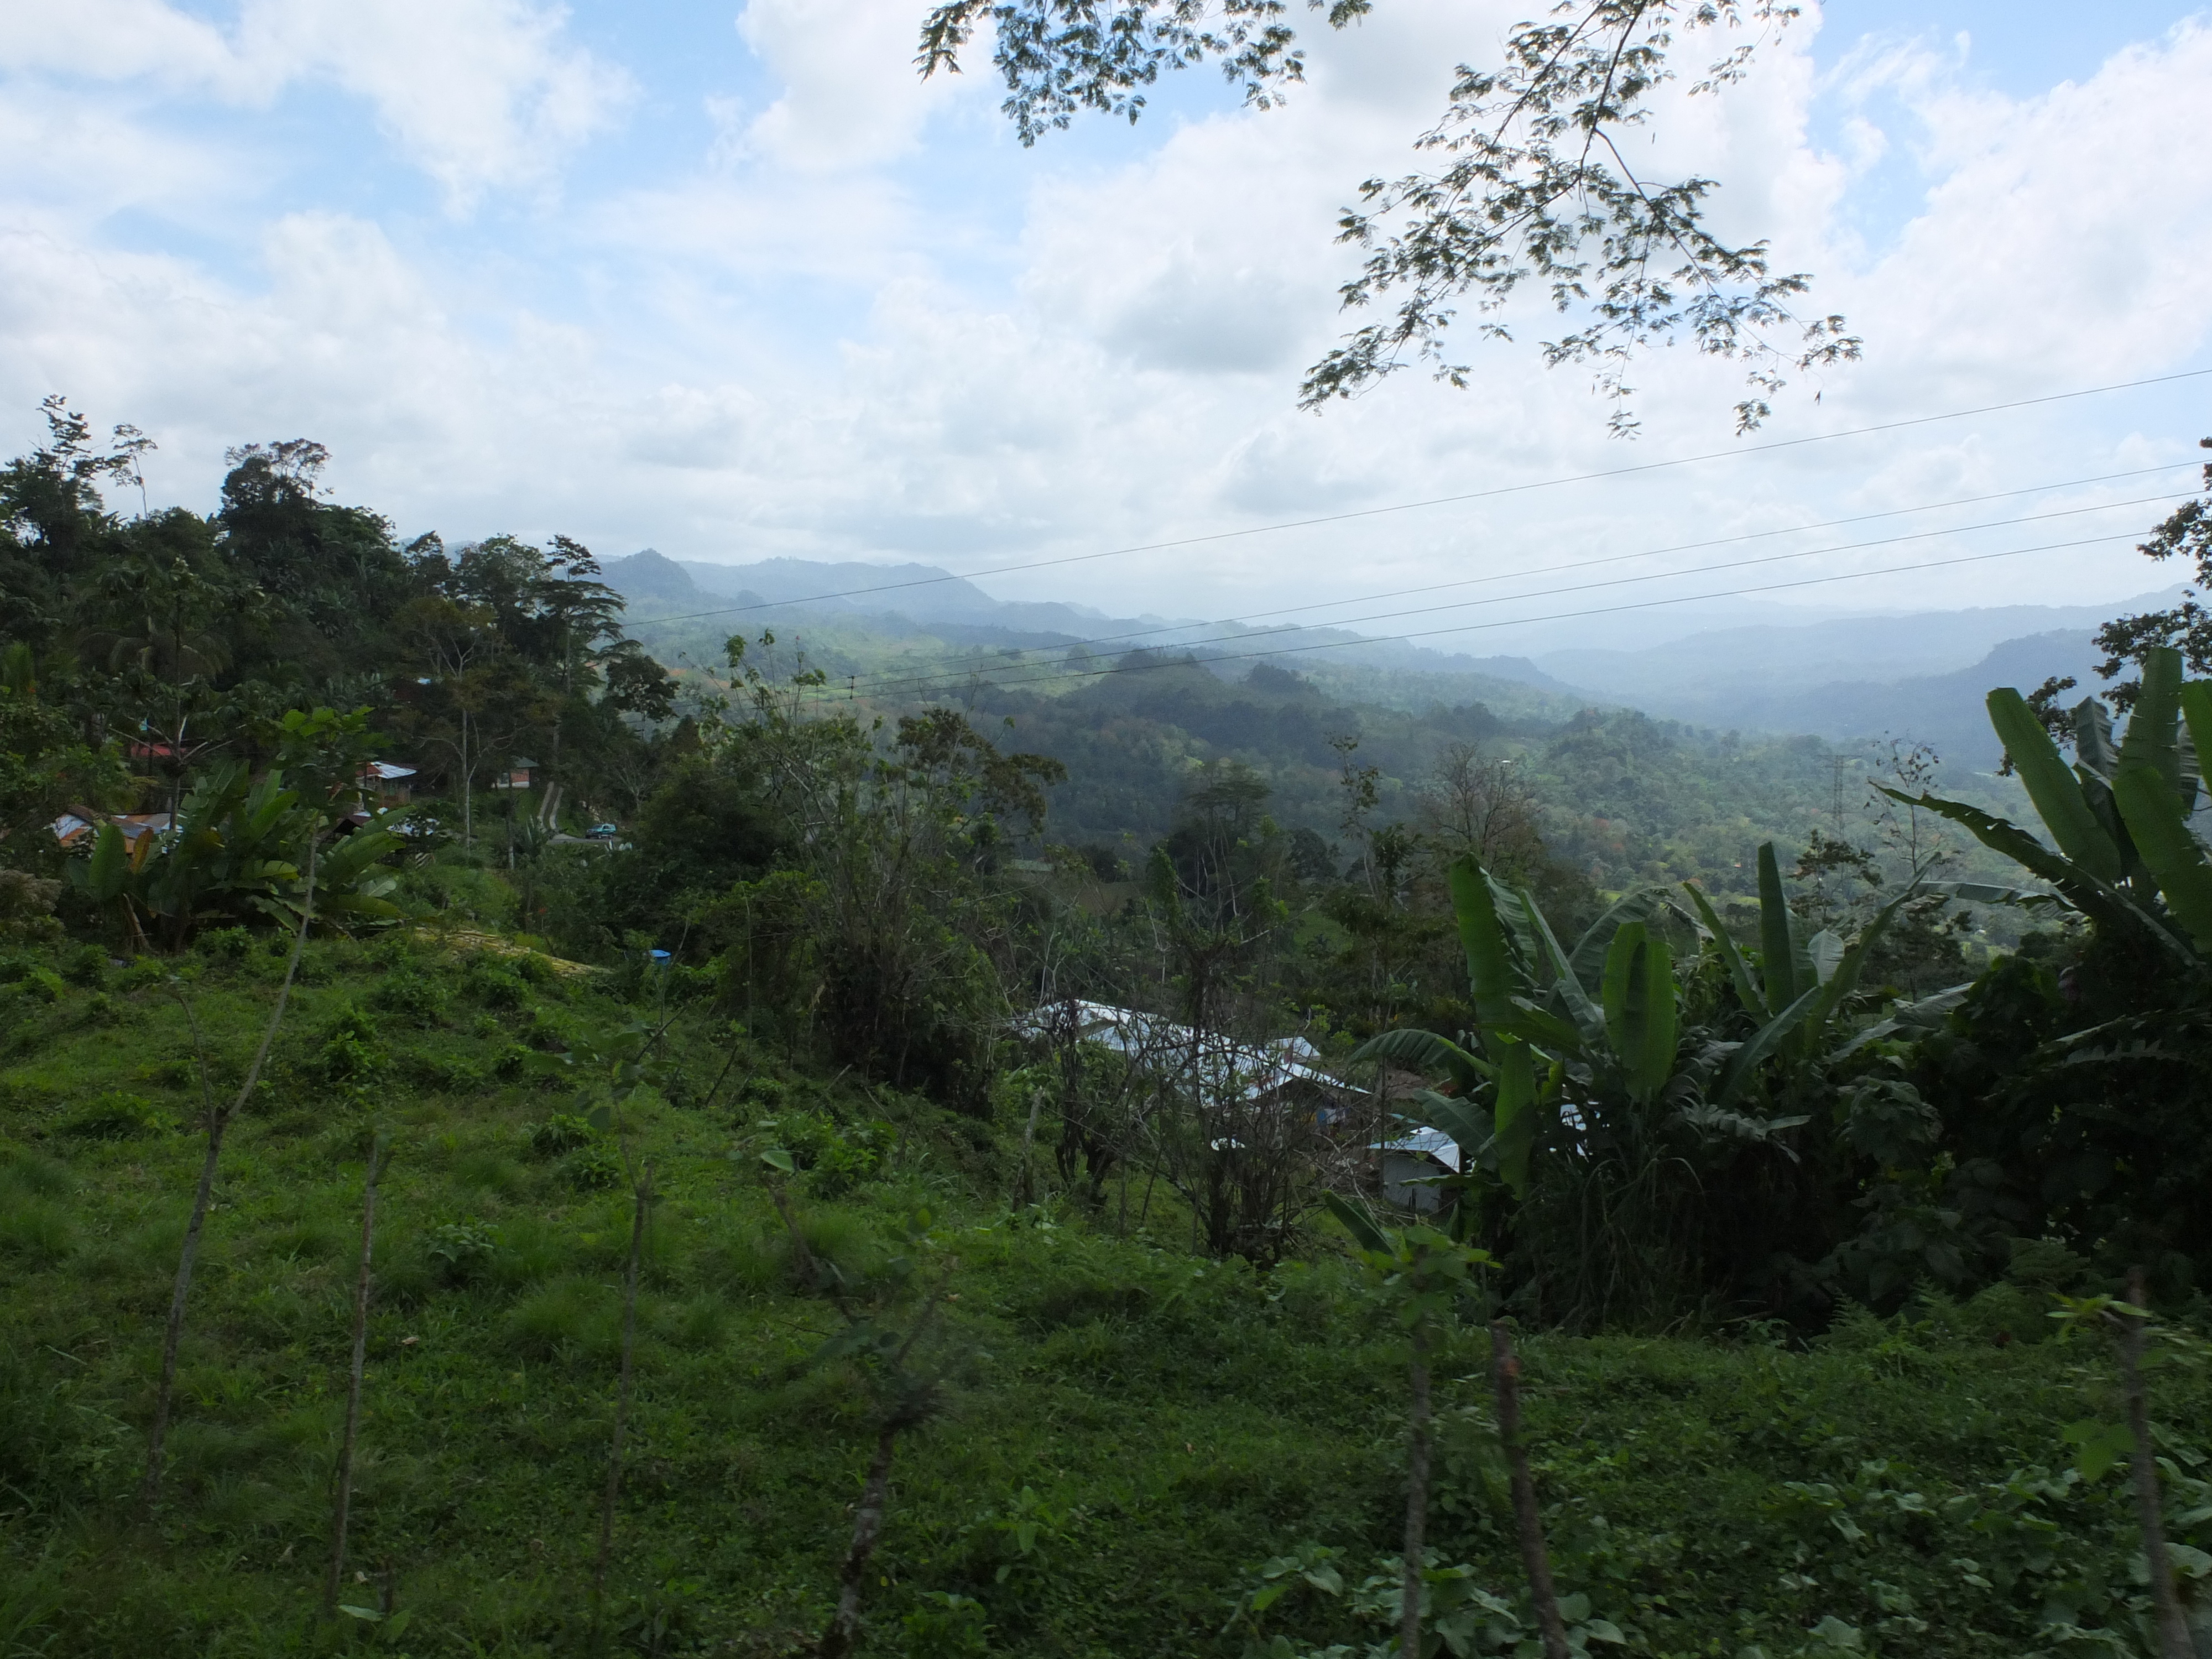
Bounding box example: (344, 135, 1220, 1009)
(919, 0, 1860, 432)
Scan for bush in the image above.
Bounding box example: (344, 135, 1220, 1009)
(195, 926, 252, 961)
(562, 1142, 625, 1192)
(59, 946, 108, 989)
(368, 973, 450, 1029)
(463, 962, 530, 1010)
(7, 967, 62, 1004)
(424, 1222, 498, 1286)
(526, 1113, 597, 1158)
(763, 1110, 895, 1197)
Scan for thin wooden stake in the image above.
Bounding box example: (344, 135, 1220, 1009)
(1399, 1307, 1432, 1659)
(1491, 1322, 1569, 1659)
(326, 1132, 393, 1614)
(2119, 1267, 2192, 1659)
(143, 838, 317, 1515)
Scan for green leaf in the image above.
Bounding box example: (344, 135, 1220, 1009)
(760, 1147, 795, 1175)
(1986, 687, 2124, 881)
(2116, 644, 2185, 792)
(1447, 856, 1523, 1030)
(1392, 1093, 1492, 1159)
(1712, 983, 1822, 1106)
(1602, 925, 1677, 1103)
(1877, 787, 2195, 959)
(2178, 682, 2212, 810)
(585, 1104, 614, 1131)
(1323, 1191, 1395, 1255)
(1566, 887, 1673, 998)
(1756, 843, 1796, 1015)
(1350, 1027, 1493, 1092)
(2062, 1418, 2134, 1482)
(2112, 765, 2212, 951)
(2074, 695, 2118, 779)
(85, 820, 127, 903)
(1493, 1040, 1537, 1194)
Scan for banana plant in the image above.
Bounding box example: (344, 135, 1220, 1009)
(69, 759, 404, 949)
(1677, 842, 1930, 1102)
(1360, 843, 1929, 1217)
(1880, 645, 2212, 960)
(1353, 857, 1691, 1200)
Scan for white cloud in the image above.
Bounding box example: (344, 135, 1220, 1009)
(734, 0, 969, 171)
(3, 0, 2210, 634)
(0, 0, 632, 207)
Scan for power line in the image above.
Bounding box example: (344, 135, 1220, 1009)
(632, 366, 2212, 627)
(822, 488, 2193, 702)
(795, 526, 2152, 706)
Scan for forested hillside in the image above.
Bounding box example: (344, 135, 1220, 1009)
(6, 409, 2212, 1658)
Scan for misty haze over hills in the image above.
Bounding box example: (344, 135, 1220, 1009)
(604, 549, 2177, 771)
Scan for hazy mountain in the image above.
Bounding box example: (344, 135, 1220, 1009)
(1529, 594, 2171, 698)
(601, 549, 2171, 765)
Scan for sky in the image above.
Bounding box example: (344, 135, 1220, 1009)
(4, 0, 2211, 653)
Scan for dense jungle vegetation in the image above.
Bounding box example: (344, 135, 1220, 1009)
(4, 405, 2211, 1658)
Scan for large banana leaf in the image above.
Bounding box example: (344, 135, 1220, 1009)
(1447, 855, 1523, 1030)
(1986, 687, 2125, 882)
(1601, 923, 1677, 1103)
(1350, 1027, 1494, 1093)
(2110, 765, 2212, 952)
(1566, 886, 1675, 996)
(1880, 786, 2195, 961)
(1755, 843, 1808, 1016)
(1391, 1091, 1493, 1159)
(1491, 1039, 1537, 1195)
(2073, 696, 2119, 780)
(1512, 880, 1605, 1041)
(2115, 645, 2185, 794)
(83, 821, 128, 902)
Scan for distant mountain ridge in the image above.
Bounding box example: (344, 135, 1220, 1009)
(599, 550, 2169, 767)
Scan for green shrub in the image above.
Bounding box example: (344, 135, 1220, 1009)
(9, 967, 62, 1004)
(424, 1222, 498, 1286)
(562, 1142, 624, 1192)
(525, 1113, 596, 1158)
(463, 962, 530, 1010)
(60, 946, 108, 989)
(762, 1110, 894, 1197)
(194, 926, 252, 961)
(368, 973, 450, 1029)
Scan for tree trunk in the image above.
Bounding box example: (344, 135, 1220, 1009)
(818, 1420, 901, 1659)
(1491, 1323, 1569, 1659)
(596, 1170, 652, 1615)
(143, 843, 317, 1515)
(2120, 1268, 2193, 1659)
(1018, 1088, 1043, 1208)
(1399, 1314, 1432, 1659)
(326, 1137, 390, 1613)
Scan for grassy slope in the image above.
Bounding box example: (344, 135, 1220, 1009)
(2, 940, 2205, 1658)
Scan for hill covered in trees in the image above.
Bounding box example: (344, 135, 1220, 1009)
(6, 408, 2211, 1658)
